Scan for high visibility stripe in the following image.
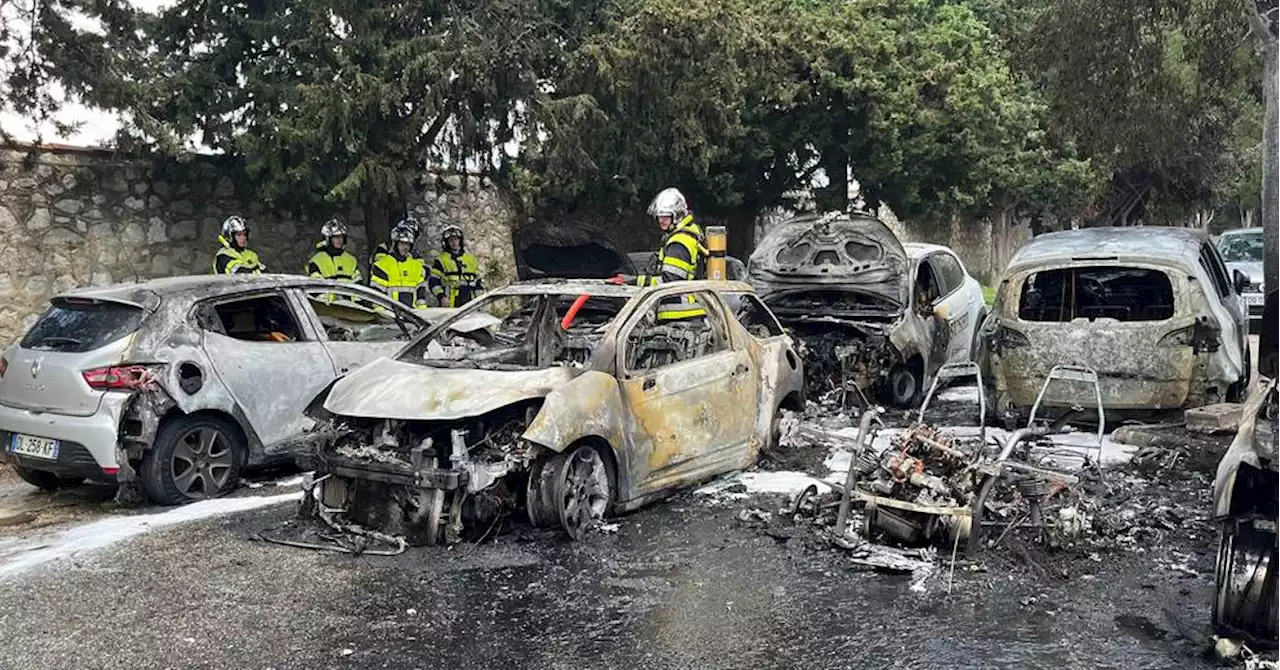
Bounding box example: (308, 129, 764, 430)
(663, 255, 695, 273)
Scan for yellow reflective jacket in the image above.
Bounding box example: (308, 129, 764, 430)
(636, 217, 707, 320)
(307, 241, 362, 283)
(213, 236, 265, 275)
(429, 251, 483, 308)
(371, 248, 428, 308)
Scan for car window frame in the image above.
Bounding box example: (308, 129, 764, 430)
(927, 251, 967, 299)
(616, 288, 734, 379)
(722, 290, 785, 339)
(192, 289, 315, 343)
(1198, 242, 1231, 299)
(296, 284, 428, 343)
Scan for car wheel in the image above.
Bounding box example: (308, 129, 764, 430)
(884, 364, 921, 408)
(969, 309, 988, 362)
(11, 465, 82, 491)
(553, 444, 611, 541)
(141, 414, 246, 505)
(1213, 517, 1278, 644)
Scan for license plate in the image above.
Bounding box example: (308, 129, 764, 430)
(1245, 293, 1264, 306)
(10, 434, 59, 460)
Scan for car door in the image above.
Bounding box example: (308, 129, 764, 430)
(927, 251, 977, 364)
(294, 286, 429, 375)
(196, 290, 338, 448)
(616, 290, 760, 495)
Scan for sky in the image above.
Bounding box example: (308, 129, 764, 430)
(0, 0, 172, 147)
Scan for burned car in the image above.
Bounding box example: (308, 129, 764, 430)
(0, 275, 436, 504)
(977, 227, 1251, 417)
(302, 279, 805, 544)
(749, 211, 986, 407)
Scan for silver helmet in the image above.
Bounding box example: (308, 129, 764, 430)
(221, 215, 248, 238)
(647, 187, 689, 223)
(320, 218, 348, 238)
(441, 224, 464, 244)
(390, 222, 417, 244)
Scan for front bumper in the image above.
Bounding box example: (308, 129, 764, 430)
(1245, 291, 1265, 331)
(0, 394, 130, 481)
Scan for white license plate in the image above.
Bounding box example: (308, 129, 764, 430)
(10, 434, 59, 460)
(1245, 294, 1264, 306)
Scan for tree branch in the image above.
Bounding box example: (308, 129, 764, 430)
(1243, 0, 1279, 52)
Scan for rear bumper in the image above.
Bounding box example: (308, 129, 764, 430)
(0, 395, 130, 480)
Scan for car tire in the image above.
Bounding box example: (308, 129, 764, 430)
(552, 444, 611, 541)
(141, 414, 246, 505)
(884, 364, 921, 409)
(11, 465, 82, 491)
(1213, 517, 1278, 645)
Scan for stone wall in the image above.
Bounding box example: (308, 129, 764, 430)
(0, 146, 520, 347)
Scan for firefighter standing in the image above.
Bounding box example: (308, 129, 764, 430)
(213, 215, 266, 275)
(371, 218, 429, 308)
(306, 218, 362, 283)
(429, 225, 484, 308)
(609, 187, 707, 320)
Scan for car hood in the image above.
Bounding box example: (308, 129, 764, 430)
(323, 356, 581, 421)
(513, 223, 636, 280)
(748, 212, 908, 306)
(1224, 260, 1264, 287)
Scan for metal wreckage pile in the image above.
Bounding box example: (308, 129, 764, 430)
(734, 364, 1188, 588)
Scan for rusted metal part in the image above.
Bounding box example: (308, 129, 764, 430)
(836, 408, 883, 533)
(302, 280, 804, 545)
(984, 229, 1248, 413)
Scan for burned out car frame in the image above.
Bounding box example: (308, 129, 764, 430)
(0, 275, 436, 503)
(977, 227, 1251, 417)
(748, 211, 986, 407)
(302, 279, 806, 544)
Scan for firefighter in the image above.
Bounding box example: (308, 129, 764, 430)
(609, 187, 707, 320)
(370, 219, 429, 308)
(428, 224, 484, 308)
(306, 218, 362, 283)
(213, 215, 266, 275)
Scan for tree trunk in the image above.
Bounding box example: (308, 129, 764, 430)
(1249, 0, 1280, 376)
(816, 146, 849, 214)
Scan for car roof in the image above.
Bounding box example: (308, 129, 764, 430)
(903, 242, 955, 258)
(54, 274, 373, 308)
(1008, 226, 1208, 272)
(491, 278, 758, 298)
(1217, 227, 1263, 238)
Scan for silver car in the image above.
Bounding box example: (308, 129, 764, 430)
(1216, 227, 1265, 332)
(0, 275, 434, 504)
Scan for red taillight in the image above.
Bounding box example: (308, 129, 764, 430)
(82, 365, 155, 391)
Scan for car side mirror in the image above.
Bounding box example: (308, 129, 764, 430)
(1233, 269, 1250, 294)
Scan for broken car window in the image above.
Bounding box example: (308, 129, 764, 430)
(1018, 266, 1175, 322)
(624, 291, 729, 373)
(304, 289, 418, 342)
(914, 261, 942, 316)
(929, 252, 967, 297)
(1199, 244, 1230, 298)
(399, 291, 625, 370)
(209, 294, 305, 342)
(21, 298, 146, 353)
(723, 292, 784, 338)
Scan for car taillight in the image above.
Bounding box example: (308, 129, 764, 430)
(1157, 316, 1220, 353)
(82, 365, 156, 391)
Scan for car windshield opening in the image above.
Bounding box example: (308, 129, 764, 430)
(400, 292, 627, 370)
(1018, 266, 1175, 322)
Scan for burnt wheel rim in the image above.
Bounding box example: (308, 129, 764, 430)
(557, 447, 609, 541)
(170, 426, 235, 499)
(890, 368, 916, 403)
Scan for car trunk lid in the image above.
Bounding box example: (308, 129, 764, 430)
(0, 296, 152, 417)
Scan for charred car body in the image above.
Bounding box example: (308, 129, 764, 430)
(302, 279, 805, 545)
(748, 211, 986, 407)
(977, 227, 1252, 417)
(0, 275, 439, 503)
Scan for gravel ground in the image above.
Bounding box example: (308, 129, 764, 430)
(0, 413, 1241, 670)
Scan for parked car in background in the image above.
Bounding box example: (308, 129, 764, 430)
(1215, 227, 1265, 333)
(303, 279, 806, 544)
(748, 211, 986, 407)
(977, 227, 1251, 418)
(0, 275, 443, 504)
